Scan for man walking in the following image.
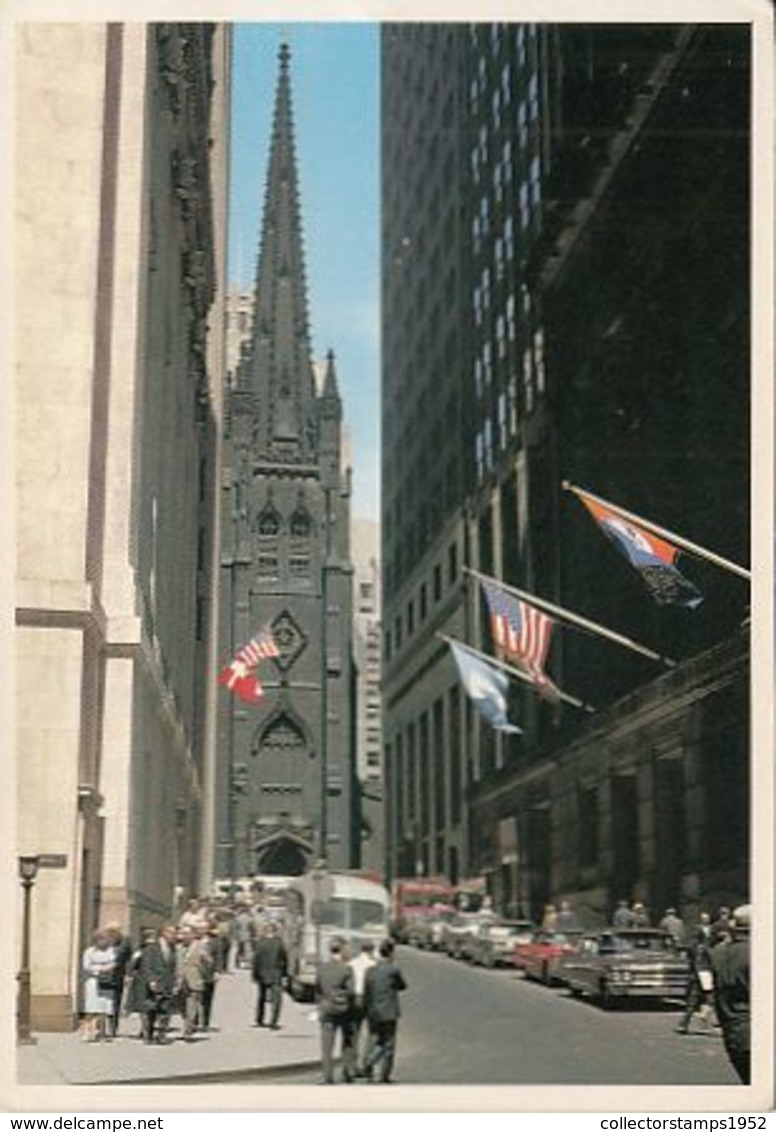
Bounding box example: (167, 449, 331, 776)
(349, 939, 378, 1075)
(363, 938, 407, 1084)
(178, 924, 214, 1039)
(315, 937, 356, 1084)
(712, 904, 751, 1084)
(251, 921, 288, 1030)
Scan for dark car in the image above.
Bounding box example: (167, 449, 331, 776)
(563, 928, 690, 1008)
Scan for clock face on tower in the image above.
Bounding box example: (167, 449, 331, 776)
(270, 609, 307, 670)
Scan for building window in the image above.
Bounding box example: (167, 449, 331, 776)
(448, 541, 458, 585)
(289, 554, 310, 579)
(257, 555, 279, 579)
(407, 599, 415, 636)
(534, 327, 546, 393)
(420, 582, 428, 620)
(433, 564, 442, 602)
(257, 506, 281, 537)
(290, 506, 312, 539)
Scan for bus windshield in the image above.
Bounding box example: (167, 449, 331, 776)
(318, 897, 387, 931)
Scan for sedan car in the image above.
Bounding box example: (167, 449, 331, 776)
(412, 906, 457, 950)
(563, 928, 690, 1008)
(469, 920, 536, 967)
(514, 930, 586, 984)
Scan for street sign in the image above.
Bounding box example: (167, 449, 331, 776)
(37, 854, 67, 869)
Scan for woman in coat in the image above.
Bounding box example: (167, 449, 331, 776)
(81, 929, 118, 1042)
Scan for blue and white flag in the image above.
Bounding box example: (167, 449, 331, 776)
(449, 641, 522, 734)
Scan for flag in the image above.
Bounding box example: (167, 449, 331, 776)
(577, 493, 703, 609)
(218, 661, 264, 704)
(481, 579, 559, 701)
(218, 625, 279, 704)
(449, 641, 522, 734)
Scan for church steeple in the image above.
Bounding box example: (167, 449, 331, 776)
(240, 42, 317, 463)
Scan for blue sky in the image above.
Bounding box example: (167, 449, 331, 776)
(229, 23, 380, 522)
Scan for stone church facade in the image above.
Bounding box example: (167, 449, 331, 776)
(217, 45, 356, 877)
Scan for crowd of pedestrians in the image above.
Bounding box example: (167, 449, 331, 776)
(76, 888, 409, 1086)
(76, 890, 286, 1045)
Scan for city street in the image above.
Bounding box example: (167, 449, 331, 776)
(279, 946, 739, 1088)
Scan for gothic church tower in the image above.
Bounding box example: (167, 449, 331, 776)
(218, 44, 355, 877)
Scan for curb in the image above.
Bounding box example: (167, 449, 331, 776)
(81, 1057, 323, 1086)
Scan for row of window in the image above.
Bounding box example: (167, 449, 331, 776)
(255, 504, 312, 539)
(384, 539, 460, 662)
(256, 553, 311, 580)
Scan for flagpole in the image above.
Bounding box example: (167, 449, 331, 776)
(464, 565, 676, 668)
(562, 480, 751, 581)
(437, 633, 596, 713)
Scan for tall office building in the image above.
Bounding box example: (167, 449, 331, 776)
(351, 519, 384, 872)
(15, 23, 230, 1029)
(217, 44, 356, 878)
(380, 23, 750, 917)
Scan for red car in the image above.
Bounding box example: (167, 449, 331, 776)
(514, 930, 585, 985)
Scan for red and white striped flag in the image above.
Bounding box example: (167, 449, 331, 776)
(218, 625, 279, 705)
(481, 579, 559, 701)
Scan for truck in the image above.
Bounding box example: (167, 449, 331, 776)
(389, 876, 456, 943)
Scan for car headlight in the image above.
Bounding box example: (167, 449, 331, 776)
(610, 969, 632, 983)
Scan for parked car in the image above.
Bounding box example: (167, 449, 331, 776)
(514, 929, 586, 984)
(469, 919, 536, 967)
(442, 912, 484, 959)
(409, 905, 457, 950)
(459, 911, 501, 962)
(563, 928, 690, 1008)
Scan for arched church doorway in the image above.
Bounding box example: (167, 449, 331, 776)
(256, 838, 309, 877)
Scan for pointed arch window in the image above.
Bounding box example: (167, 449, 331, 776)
(290, 505, 312, 540)
(257, 505, 282, 538)
(257, 710, 308, 753)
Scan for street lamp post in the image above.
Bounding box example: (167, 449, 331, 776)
(17, 856, 39, 1045)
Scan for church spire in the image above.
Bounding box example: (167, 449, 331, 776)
(241, 42, 317, 463)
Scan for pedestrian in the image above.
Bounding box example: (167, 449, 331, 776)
(676, 912, 714, 1035)
(201, 922, 221, 1029)
(103, 921, 133, 1038)
(556, 900, 580, 932)
(233, 903, 256, 969)
(711, 904, 750, 1084)
(252, 921, 288, 1030)
(125, 927, 156, 1038)
(80, 928, 118, 1042)
(348, 939, 378, 1075)
(612, 900, 634, 929)
(659, 907, 685, 947)
(711, 905, 733, 946)
(179, 898, 207, 931)
(138, 924, 178, 1044)
(631, 902, 650, 927)
(541, 903, 557, 930)
(362, 938, 408, 1085)
(315, 937, 356, 1085)
(178, 924, 214, 1039)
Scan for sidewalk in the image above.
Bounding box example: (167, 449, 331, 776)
(17, 966, 322, 1086)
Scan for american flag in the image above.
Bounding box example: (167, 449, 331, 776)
(217, 625, 279, 705)
(234, 625, 280, 668)
(481, 580, 558, 698)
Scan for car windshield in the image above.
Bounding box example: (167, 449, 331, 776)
(604, 932, 676, 953)
(496, 922, 533, 935)
(318, 898, 387, 930)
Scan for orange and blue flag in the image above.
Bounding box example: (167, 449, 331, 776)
(579, 493, 703, 609)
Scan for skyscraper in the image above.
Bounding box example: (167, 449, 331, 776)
(380, 23, 750, 914)
(218, 44, 356, 877)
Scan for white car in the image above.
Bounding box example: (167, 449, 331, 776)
(469, 920, 536, 967)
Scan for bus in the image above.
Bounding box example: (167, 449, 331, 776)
(390, 876, 456, 942)
(282, 871, 391, 1000)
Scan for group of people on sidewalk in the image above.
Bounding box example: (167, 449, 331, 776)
(316, 937, 407, 1086)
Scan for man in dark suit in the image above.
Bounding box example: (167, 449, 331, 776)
(712, 904, 751, 1084)
(363, 938, 407, 1084)
(251, 921, 288, 1030)
(315, 937, 356, 1084)
(138, 924, 178, 1044)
